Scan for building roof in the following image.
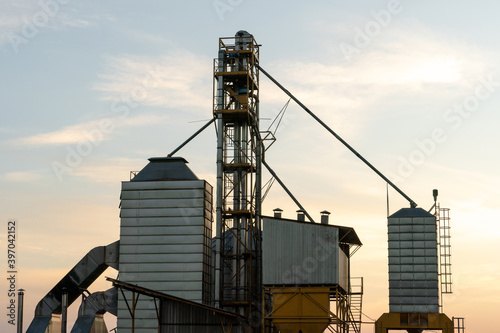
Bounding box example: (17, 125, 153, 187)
(262, 216, 362, 246)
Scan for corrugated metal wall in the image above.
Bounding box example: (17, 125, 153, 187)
(262, 218, 345, 289)
(388, 208, 439, 313)
(160, 298, 242, 333)
(117, 180, 213, 332)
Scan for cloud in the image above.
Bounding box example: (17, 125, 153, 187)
(11, 113, 169, 146)
(58, 12, 115, 28)
(0, 2, 114, 50)
(93, 51, 213, 115)
(259, 22, 493, 148)
(1, 170, 43, 182)
(71, 157, 148, 183)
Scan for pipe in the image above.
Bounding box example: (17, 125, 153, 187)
(256, 64, 418, 208)
(167, 118, 215, 157)
(214, 49, 226, 308)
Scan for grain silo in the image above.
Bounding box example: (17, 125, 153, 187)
(117, 157, 214, 331)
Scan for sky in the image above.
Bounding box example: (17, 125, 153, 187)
(1, 0, 499, 332)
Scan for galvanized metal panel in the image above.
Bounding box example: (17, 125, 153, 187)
(121, 226, 205, 236)
(121, 262, 204, 272)
(120, 234, 205, 245)
(120, 253, 203, 263)
(159, 295, 240, 333)
(120, 207, 205, 218)
(120, 189, 205, 200)
(119, 244, 203, 254)
(121, 216, 206, 227)
(122, 180, 207, 190)
(338, 248, 349, 290)
(262, 218, 340, 286)
(115, 272, 202, 282)
(117, 281, 204, 292)
(122, 198, 206, 209)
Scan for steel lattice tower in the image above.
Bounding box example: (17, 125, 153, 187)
(213, 31, 262, 330)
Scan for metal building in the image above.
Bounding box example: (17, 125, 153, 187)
(262, 217, 357, 289)
(261, 215, 363, 333)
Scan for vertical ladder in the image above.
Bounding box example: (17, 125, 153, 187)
(438, 205, 452, 295)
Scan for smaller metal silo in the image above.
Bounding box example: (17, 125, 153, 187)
(375, 207, 454, 333)
(387, 208, 439, 313)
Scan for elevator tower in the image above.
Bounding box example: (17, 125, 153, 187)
(213, 31, 262, 330)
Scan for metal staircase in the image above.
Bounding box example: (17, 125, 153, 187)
(348, 277, 363, 332)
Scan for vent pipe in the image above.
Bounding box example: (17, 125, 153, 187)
(17, 289, 24, 333)
(320, 210, 331, 225)
(273, 208, 283, 218)
(296, 209, 305, 222)
(61, 288, 68, 333)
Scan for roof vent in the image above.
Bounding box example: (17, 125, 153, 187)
(296, 209, 305, 222)
(273, 208, 283, 218)
(320, 210, 331, 225)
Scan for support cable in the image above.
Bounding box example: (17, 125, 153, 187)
(167, 118, 215, 157)
(267, 98, 291, 135)
(261, 177, 276, 203)
(256, 64, 418, 208)
(262, 160, 315, 223)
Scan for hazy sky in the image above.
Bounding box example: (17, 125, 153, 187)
(1, 1, 499, 332)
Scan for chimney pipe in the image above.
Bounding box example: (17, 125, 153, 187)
(17, 289, 24, 333)
(273, 208, 283, 218)
(61, 288, 68, 333)
(320, 210, 331, 225)
(296, 209, 305, 222)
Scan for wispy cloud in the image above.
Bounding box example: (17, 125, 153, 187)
(11, 113, 169, 146)
(71, 157, 147, 183)
(261, 23, 492, 143)
(93, 51, 213, 115)
(58, 12, 114, 28)
(272, 28, 486, 98)
(1, 170, 43, 182)
(0, 2, 113, 50)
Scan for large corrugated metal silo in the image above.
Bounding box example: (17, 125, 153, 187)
(117, 157, 213, 332)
